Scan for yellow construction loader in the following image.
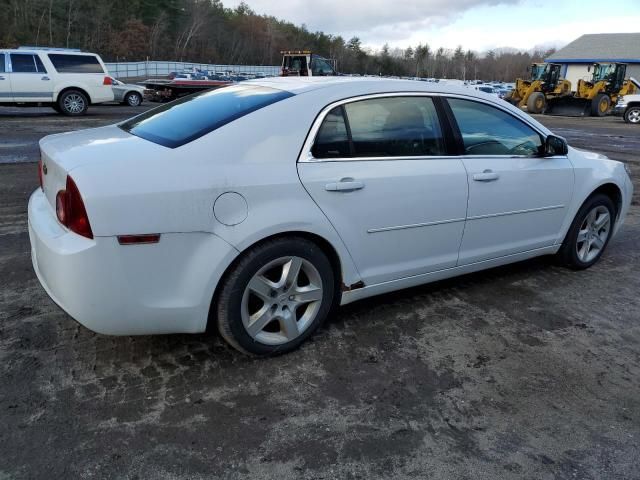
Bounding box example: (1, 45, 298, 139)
(546, 63, 637, 117)
(506, 63, 572, 114)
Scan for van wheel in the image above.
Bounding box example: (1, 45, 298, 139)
(557, 194, 615, 269)
(215, 237, 335, 356)
(58, 90, 89, 116)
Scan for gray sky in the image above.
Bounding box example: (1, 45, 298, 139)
(224, 0, 640, 52)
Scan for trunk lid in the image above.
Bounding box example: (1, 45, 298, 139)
(39, 125, 163, 211)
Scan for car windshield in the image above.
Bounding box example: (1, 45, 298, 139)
(120, 85, 294, 148)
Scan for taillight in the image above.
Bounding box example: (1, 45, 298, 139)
(38, 157, 43, 190)
(103, 76, 112, 85)
(55, 175, 93, 239)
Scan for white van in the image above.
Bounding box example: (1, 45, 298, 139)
(0, 47, 114, 115)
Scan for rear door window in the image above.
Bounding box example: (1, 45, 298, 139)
(10, 54, 46, 73)
(120, 85, 294, 148)
(0, 54, 5, 73)
(344, 96, 446, 157)
(311, 106, 350, 158)
(48, 54, 104, 73)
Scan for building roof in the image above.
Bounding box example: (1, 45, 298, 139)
(546, 33, 640, 63)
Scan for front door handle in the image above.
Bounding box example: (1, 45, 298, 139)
(0, 76, 5, 80)
(473, 170, 500, 182)
(325, 178, 365, 192)
(41, 76, 51, 81)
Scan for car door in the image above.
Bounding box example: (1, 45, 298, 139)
(0, 53, 10, 101)
(298, 95, 469, 286)
(8, 53, 53, 102)
(445, 97, 574, 265)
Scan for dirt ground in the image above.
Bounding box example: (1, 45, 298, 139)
(1, 104, 639, 480)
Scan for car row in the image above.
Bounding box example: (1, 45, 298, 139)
(28, 77, 633, 355)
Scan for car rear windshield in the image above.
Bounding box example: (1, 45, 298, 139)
(120, 85, 294, 148)
(48, 54, 104, 73)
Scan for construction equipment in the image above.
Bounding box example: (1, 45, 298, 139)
(505, 63, 572, 114)
(280, 50, 337, 77)
(546, 63, 638, 117)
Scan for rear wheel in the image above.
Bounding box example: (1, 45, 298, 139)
(527, 92, 546, 114)
(215, 237, 336, 356)
(591, 94, 610, 117)
(557, 194, 615, 269)
(624, 106, 640, 124)
(58, 90, 89, 116)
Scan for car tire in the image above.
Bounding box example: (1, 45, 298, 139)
(557, 194, 616, 270)
(527, 92, 546, 114)
(125, 92, 143, 107)
(215, 237, 336, 356)
(57, 90, 89, 116)
(591, 94, 610, 117)
(624, 105, 640, 124)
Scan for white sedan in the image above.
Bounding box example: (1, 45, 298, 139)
(28, 77, 633, 355)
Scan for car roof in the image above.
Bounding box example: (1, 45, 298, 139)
(245, 76, 491, 99)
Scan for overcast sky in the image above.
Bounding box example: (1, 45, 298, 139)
(225, 0, 640, 52)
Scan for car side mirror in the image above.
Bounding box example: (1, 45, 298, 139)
(544, 135, 568, 157)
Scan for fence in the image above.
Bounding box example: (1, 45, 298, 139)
(104, 60, 280, 79)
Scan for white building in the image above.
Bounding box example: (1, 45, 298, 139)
(546, 33, 640, 86)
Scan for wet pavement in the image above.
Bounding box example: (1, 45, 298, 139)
(1, 107, 639, 479)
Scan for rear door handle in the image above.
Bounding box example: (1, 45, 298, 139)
(0, 76, 5, 80)
(473, 170, 500, 182)
(325, 179, 365, 192)
(41, 76, 50, 81)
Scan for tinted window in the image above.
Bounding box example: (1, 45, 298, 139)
(312, 107, 350, 158)
(0, 54, 5, 73)
(448, 98, 542, 156)
(344, 97, 446, 157)
(48, 54, 104, 73)
(120, 85, 294, 148)
(10, 54, 46, 73)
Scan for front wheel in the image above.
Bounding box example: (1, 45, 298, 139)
(527, 92, 546, 114)
(591, 94, 610, 117)
(215, 237, 336, 355)
(624, 106, 640, 124)
(57, 90, 89, 116)
(557, 194, 615, 269)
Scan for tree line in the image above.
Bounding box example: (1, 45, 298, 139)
(0, 0, 556, 81)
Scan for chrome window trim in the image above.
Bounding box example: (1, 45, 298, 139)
(298, 91, 551, 163)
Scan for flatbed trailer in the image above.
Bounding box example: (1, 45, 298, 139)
(142, 79, 233, 101)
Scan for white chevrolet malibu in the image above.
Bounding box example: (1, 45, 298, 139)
(28, 77, 633, 355)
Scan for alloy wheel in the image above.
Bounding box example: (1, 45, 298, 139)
(128, 94, 141, 106)
(576, 205, 611, 263)
(63, 94, 85, 114)
(241, 256, 323, 345)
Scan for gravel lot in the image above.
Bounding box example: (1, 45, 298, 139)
(1, 105, 639, 479)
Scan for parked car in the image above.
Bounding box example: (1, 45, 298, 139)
(614, 78, 640, 124)
(109, 77, 145, 106)
(28, 78, 633, 355)
(0, 46, 114, 115)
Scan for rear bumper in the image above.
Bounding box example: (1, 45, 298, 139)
(28, 188, 237, 335)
